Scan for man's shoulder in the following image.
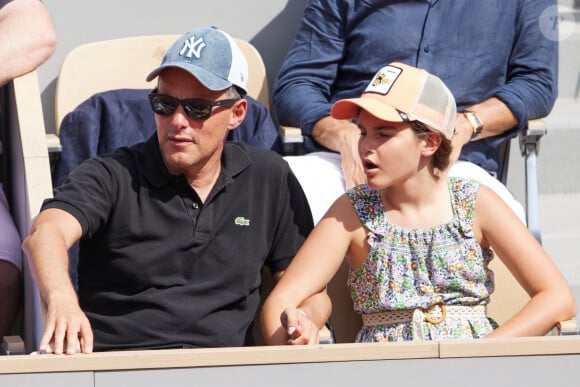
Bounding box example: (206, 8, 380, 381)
(92, 142, 141, 167)
(100, 133, 154, 159)
(78, 138, 154, 180)
(225, 141, 288, 168)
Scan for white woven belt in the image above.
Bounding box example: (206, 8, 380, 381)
(362, 303, 487, 327)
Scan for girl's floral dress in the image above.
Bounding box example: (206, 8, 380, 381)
(347, 177, 495, 342)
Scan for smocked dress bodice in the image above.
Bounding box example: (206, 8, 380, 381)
(347, 177, 495, 342)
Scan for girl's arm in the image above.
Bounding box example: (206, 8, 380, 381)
(261, 195, 358, 345)
(268, 270, 332, 346)
(475, 186, 576, 338)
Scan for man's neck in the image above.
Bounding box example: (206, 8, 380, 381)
(184, 158, 222, 203)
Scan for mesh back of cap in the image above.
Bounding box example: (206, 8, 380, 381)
(413, 75, 455, 139)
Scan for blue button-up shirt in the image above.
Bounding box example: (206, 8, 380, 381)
(274, 0, 558, 174)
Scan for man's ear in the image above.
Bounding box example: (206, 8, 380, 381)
(227, 98, 248, 130)
(421, 132, 443, 156)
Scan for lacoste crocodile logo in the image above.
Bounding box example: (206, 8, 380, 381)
(234, 217, 250, 226)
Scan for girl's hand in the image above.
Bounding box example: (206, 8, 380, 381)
(281, 307, 320, 345)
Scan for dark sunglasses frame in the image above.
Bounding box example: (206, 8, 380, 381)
(148, 88, 239, 120)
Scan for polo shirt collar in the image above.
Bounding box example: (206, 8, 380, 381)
(221, 142, 252, 180)
(138, 134, 252, 188)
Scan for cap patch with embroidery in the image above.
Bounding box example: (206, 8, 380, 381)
(365, 65, 402, 95)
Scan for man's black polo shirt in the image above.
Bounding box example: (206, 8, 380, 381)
(43, 134, 313, 350)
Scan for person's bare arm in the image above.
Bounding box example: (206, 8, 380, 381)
(22, 208, 93, 354)
(450, 97, 518, 165)
(312, 116, 365, 189)
(261, 195, 357, 345)
(0, 0, 56, 86)
(474, 186, 576, 338)
(269, 270, 332, 345)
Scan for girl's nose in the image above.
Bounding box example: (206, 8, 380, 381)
(359, 135, 371, 155)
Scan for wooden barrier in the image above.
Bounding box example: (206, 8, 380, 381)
(1, 337, 580, 387)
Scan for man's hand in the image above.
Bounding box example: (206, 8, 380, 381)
(450, 113, 473, 165)
(339, 126, 366, 189)
(280, 307, 320, 345)
(312, 117, 365, 189)
(40, 296, 93, 355)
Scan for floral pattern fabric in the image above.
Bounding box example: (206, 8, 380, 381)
(346, 177, 495, 342)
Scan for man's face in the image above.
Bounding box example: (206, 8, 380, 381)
(153, 67, 241, 179)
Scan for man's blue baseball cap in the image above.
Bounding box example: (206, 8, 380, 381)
(146, 26, 248, 95)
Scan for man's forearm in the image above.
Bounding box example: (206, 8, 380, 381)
(22, 227, 77, 305)
(21, 209, 82, 304)
(311, 116, 359, 152)
(455, 97, 518, 147)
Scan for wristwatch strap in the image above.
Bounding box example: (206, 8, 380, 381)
(463, 110, 483, 140)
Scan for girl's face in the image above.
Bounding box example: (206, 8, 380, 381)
(356, 110, 426, 189)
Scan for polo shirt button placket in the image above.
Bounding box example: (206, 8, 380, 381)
(189, 200, 200, 230)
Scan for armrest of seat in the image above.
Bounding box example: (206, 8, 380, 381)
(279, 125, 304, 155)
(319, 323, 335, 344)
(46, 133, 62, 153)
(518, 118, 548, 244)
(555, 319, 579, 336)
(519, 118, 547, 157)
(0, 335, 26, 355)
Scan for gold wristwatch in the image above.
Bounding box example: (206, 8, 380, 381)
(463, 110, 483, 140)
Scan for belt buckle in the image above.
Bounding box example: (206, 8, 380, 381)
(421, 302, 446, 324)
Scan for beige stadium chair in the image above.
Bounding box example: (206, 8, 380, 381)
(5, 70, 53, 352)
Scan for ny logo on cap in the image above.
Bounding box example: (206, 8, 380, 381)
(179, 36, 206, 59)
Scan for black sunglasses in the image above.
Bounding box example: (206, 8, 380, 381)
(148, 89, 239, 121)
